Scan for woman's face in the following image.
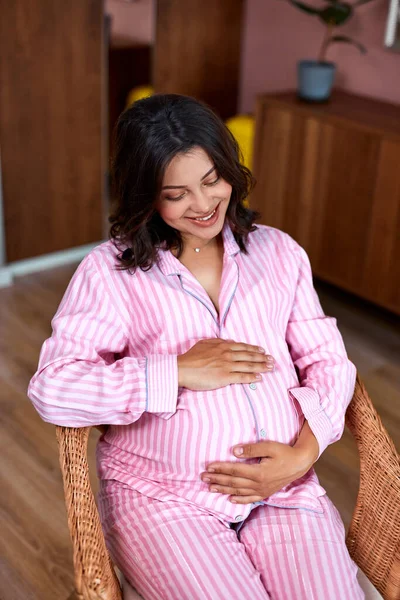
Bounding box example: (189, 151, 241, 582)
(156, 147, 232, 247)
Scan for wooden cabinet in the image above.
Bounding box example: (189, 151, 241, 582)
(0, 0, 244, 264)
(251, 91, 400, 315)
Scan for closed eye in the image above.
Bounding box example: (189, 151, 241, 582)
(165, 191, 187, 201)
(165, 176, 220, 201)
(204, 176, 220, 186)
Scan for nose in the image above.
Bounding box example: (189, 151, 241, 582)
(191, 188, 212, 215)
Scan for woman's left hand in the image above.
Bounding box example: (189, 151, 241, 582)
(201, 439, 318, 504)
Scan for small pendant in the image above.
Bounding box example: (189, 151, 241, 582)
(194, 248, 200, 253)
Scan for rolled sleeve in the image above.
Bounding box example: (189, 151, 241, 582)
(289, 387, 334, 457)
(145, 354, 179, 417)
(285, 240, 356, 458)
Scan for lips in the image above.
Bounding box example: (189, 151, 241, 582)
(186, 203, 220, 222)
(191, 208, 216, 222)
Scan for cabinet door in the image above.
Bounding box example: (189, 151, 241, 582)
(251, 103, 398, 308)
(362, 140, 400, 313)
(251, 104, 328, 260)
(0, 0, 104, 262)
(309, 120, 380, 293)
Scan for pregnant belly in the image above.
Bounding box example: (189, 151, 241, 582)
(101, 384, 302, 482)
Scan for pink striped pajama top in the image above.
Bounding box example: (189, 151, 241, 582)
(28, 223, 356, 524)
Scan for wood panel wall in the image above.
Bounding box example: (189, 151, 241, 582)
(108, 44, 151, 158)
(0, 0, 104, 262)
(153, 0, 244, 120)
(251, 91, 400, 315)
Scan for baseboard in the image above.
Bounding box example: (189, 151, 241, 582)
(0, 266, 13, 287)
(0, 242, 102, 288)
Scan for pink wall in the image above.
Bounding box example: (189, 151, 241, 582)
(105, 0, 155, 47)
(239, 0, 400, 113)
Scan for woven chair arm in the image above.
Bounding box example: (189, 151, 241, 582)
(56, 426, 122, 600)
(346, 375, 400, 600)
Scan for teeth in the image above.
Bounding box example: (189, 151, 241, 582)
(194, 209, 216, 221)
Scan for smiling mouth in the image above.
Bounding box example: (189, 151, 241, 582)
(187, 205, 218, 222)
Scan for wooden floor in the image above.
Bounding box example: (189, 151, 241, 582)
(0, 264, 399, 600)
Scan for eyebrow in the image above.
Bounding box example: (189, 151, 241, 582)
(161, 166, 216, 190)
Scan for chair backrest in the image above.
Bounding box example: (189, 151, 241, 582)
(345, 376, 400, 599)
(56, 426, 122, 600)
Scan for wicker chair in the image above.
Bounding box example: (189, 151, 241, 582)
(56, 375, 400, 600)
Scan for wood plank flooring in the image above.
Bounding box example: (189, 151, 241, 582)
(0, 265, 399, 600)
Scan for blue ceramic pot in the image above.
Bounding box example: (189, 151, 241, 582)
(297, 60, 336, 102)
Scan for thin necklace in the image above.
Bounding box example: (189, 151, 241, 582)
(188, 237, 220, 254)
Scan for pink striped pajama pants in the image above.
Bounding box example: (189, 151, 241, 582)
(98, 480, 364, 600)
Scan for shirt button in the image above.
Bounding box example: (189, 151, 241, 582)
(235, 515, 244, 522)
(260, 429, 266, 438)
(249, 383, 257, 390)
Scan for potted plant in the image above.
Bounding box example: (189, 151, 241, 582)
(286, 0, 373, 102)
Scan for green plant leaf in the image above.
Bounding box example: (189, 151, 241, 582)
(287, 0, 320, 15)
(329, 35, 367, 53)
(319, 4, 353, 25)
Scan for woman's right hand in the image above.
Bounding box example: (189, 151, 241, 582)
(177, 338, 274, 390)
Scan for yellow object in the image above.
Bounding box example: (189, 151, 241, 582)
(225, 114, 255, 171)
(125, 85, 154, 109)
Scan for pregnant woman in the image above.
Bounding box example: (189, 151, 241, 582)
(28, 93, 364, 599)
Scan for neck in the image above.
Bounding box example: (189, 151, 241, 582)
(170, 232, 224, 259)
(182, 234, 220, 254)
(171, 235, 221, 261)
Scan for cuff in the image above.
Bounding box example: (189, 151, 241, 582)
(145, 354, 179, 415)
(289, 386, 333, 458)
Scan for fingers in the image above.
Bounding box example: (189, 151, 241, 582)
(228, 343, 275, 368)
(233, 441, 279, 459)
(201, 472, 255, 489)
(205, 462, 262, 480)
(228, 351, 274, 365)
(179, 338, 275, 391)
(228, 350, 274, 362)
(221, 341, 275, 373)
(207, 483, 264, 504)
(230, 495, 264, 505)
(226, 341, 266, 354)
(210, 485, 257, 497)
(229, 360, 273, 373)
(201, 471, 261, 499)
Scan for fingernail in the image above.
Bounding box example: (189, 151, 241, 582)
(258, 347, 265, 353)
(230, 499, 237, 503)
(210, 487, 218, 493)
(203, 477, 211, 482)
(266, 356, 274, 363)
(207, 467, 215, 473)
(234, 447, 243, 456)
(255, 374, 262, 380)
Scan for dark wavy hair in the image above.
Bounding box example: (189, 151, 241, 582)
(109, 93, 259, 271)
